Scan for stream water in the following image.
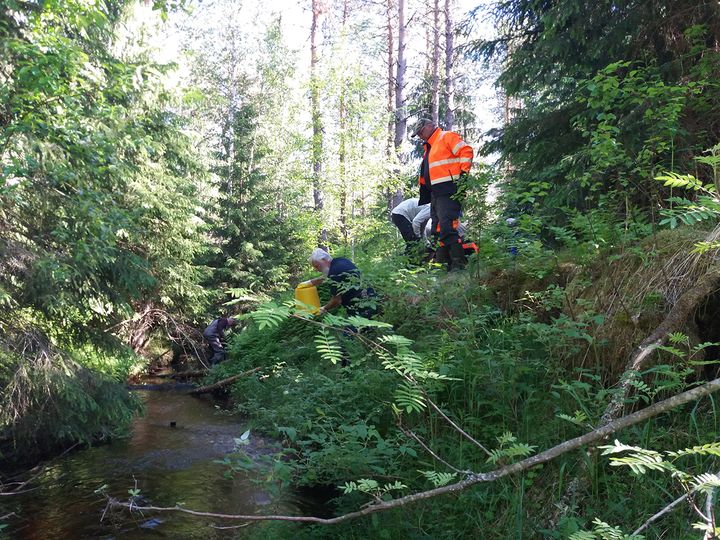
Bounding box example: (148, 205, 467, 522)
(2, 389, 313, 539)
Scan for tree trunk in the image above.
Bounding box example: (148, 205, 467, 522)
(386, 0, 395, 160)
(389, 0, 407, 210)
(339, 0, 349, 244)
(431, 0, 440, 125)
(443, 0, 454, 130)
(393, 0, 406, 151)
(311, 0, 327, 245)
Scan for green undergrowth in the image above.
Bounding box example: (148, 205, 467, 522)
(211, 223, 720, 539)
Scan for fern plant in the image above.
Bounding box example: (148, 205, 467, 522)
(341, 478, 407, 502)
(486, 432, 537, 465)
(419, 470, 457, 488)
(582, 439, 720, 537)
(314, 327, 343, 365)
(569, 518, 645, 540)
(655, 146, 720, 254)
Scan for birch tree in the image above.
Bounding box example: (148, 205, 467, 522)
(311, 0, 327, 244)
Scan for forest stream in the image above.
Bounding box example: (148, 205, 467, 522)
(2, 389, 317, 539)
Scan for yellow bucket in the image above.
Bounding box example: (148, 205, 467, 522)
(294, 283, 320, 314)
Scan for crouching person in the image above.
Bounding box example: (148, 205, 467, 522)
(306, 248, 379, 366)
(203, 316, 237, 365)
(307, 248, 378, 319)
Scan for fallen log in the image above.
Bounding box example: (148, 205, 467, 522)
(186, 367, 261, 395)
(169, 370, 208, 379)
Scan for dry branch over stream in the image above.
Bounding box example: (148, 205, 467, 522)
(186, 367, 262, 395)
(110, 377, 720, 526)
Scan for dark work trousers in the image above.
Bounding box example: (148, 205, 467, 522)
(391, 213, 419, 256)
(430, 192, 462, 246)
(391, 213, 416, 242)
(204, 334, 225, 365)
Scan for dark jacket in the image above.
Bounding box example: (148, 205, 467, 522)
(203, 317, 232, 339)
(327, 257, 377, 318)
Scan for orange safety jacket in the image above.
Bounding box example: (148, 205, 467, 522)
(418, 127, 473, 204)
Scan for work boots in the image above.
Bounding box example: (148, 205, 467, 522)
(434, 245, 451, 270)
(448, 242, 467, 271)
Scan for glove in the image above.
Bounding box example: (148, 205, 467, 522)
(319, 306, 327, 316)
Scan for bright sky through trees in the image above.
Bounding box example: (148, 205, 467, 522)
(120, 0, 500, 141)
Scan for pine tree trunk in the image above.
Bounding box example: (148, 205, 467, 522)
(431, 0, 440, 125)
(443, 0, 454, 131)
(386, 0, 395, 160)
(393, 0, 406, 151)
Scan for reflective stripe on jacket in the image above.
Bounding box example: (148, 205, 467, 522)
(417, 128, 473, 201)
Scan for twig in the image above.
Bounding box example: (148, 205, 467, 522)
(0, 487, 38, 496)
(424, 394, 493, 458)
(210, 522, 251, 529)
(704, 483, 716, 540)
(0, 442, 79, 495)
(398, 424, 470, 475)
(111, 376, 720, 526)
(632, 487, 698, 535)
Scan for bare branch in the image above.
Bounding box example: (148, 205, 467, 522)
(424, 394, 493, 458)
(632, 486, 699, 535)
(186, 367, 262, 395)
(398, 424, 470, 475)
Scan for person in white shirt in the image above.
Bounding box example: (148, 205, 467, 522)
(391, 198, 430, 254)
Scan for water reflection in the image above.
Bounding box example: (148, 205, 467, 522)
(3, 391, 295, 539)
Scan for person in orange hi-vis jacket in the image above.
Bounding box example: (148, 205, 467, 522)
(412, 117, 473, 271)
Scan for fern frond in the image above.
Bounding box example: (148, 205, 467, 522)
(486, 442, 536, 465)
(655, 171, 703, 190)
(250, 302, 291, 330)
(667, 442, 720, 459)
(569, 518, 645, 539)
(691, 472, 720, 494)
(394, 381, 425, 413)
(314, 328, 343, 364)
(345, 315, 393, 329)
(497, 431, 517, 445)
(379, 334, 414, 348)
(419, 470, 457, 487)
(607, 453, 674, 475)
(557, 411, 590, 427)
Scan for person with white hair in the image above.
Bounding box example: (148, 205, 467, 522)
(305, 248, 377, 318)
